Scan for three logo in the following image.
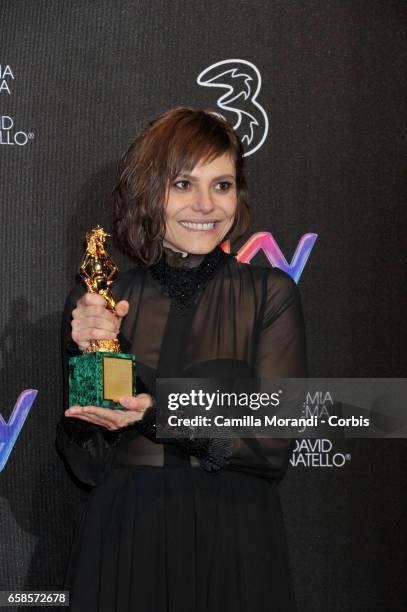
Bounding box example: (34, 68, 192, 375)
(197, 59, 268, 156)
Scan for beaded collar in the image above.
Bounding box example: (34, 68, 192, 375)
(148, 245, 233, 310)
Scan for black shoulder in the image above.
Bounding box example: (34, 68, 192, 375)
(228, 257, 298, 291)
(255, 264, 301, 325)
(264, 265, 298, 296)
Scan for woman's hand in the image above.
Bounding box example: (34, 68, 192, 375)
(64, 393, 154, 431)
(71, 293, 130, 351)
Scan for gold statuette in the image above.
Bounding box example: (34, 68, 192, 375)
(80, 225, 119, 353)
(68, 225, 136, 408)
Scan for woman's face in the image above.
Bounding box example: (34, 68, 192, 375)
(163, 153, 237, 254)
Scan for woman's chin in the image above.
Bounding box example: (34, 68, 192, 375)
(187, 241, 219, 254)
(165, 235, 222, 254)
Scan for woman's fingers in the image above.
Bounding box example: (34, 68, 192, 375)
(73, 309, 119, 327)
(73, 303, 129, 327)
(70, 297, 130, 347)
(72, 327, 117, 344)
(72, 304, 109, 317)
(77, 293, 107, 308)
(65, 404, 145, 430)
(65, 412, 110, 428)
(119, 393, 154, 413)
(72, 316, 119, 334)
(115, 300, 130, 318)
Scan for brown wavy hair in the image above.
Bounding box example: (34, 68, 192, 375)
(112, 106, 250, 265)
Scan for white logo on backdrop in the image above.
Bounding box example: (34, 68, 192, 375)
(290, 390, 351, 468)
(197, 59, 269, 157)
(0, 116, 34, 146)
(0, 64, 14, 94)
(291, 439, 352, 468)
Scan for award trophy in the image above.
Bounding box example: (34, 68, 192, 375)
(68, 225, 136, 409)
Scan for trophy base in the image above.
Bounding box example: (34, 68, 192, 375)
(69, 352, 136, 409)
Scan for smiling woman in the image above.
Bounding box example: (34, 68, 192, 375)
(112, 106, 250, 264)
(164, 153, 237, 254)
(56, 106, 308, 612)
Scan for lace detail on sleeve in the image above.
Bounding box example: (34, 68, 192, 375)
(135, 398, 234, 472)
(197, 438, 235, 472)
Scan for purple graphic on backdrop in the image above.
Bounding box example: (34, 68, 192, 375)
(0, 389, 37, 470)
(223, 232, 318, 282)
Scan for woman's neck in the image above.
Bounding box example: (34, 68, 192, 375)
(162, 239, 189, 257)
(161, 241, 216, 269)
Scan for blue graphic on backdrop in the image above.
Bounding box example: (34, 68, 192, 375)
(0, 389, 37, 470)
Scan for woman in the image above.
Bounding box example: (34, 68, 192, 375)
(56, 106, 308, 612)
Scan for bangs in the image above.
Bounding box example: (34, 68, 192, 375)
(165, 112, 236, 180)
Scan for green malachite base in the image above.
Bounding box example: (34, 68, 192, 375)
(69, 352, 136, 409)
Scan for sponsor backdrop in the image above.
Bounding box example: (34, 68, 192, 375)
(1, 1, 406, 610)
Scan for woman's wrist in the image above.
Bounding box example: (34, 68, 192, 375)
(134, 396, 235, 472)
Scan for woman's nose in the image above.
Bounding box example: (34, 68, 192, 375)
(190, 187, 215, 213)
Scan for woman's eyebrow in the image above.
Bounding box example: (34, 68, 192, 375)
(176, 173, 236, 181)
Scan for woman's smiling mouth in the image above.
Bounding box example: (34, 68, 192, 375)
(178, 220, 220, 231)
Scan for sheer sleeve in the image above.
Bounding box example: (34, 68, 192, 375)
(134, 399, 234, 470)
(222, 268, 308, 481)
(55, 283, 123, 487)
(135, 267, 308, 480)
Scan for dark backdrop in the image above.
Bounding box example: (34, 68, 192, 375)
(1, 2, 406, 610)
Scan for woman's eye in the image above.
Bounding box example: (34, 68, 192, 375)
(173, 180, 190, 190)
(215, 181, 233, 191)
(172, 180, 234, 191)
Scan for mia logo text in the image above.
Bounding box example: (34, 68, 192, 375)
(0, 64, 14, 94)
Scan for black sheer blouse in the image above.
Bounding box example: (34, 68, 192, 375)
(56, 245, 308, 487)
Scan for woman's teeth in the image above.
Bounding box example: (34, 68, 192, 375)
(179, 221, 216, 231)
